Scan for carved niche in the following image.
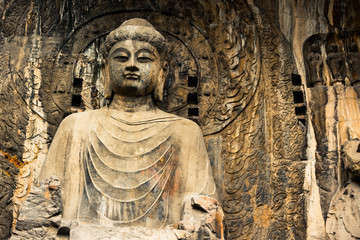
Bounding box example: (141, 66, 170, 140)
(32, 2, 263, 239)
(304, 32, 360, 223)
(44, 7, 260, 138)
(1, 1, 307, 239)
(304, 32, 360, 88)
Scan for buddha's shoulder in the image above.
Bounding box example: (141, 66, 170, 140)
(59, 109, 104, 128)
(160, 111, 202, 134)
(174, 117, 200, 130)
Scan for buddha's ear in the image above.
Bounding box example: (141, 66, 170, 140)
(155, 61, 169, 102)
(102, 59, 112, 100)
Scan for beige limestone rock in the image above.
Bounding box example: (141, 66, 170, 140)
(326, 182, 360, 240)
(37, 18, 222, 239)
(11, 177, 61, 240)
(69, 225, 178, 240)
(326, 140, 360, 239)
(1, 1, 340, 239)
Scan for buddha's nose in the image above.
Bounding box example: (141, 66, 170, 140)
(125, 65, 139, 72)
(125, 57, 139, 72)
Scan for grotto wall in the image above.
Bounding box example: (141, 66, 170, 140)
(0, 0, 359, 239)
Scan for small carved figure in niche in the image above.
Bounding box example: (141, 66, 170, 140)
(326, 43, 346, 86)
(307, 42, 323, 87)
(347, 43, 360, 86)
(326, 140, 360, 239)
(37, 18, 225, 239)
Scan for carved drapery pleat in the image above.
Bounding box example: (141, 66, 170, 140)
(82, 113, 179, 225)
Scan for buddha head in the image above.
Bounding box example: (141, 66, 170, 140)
(101, 18, 168, 102)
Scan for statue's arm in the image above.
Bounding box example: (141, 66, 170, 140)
(38, 115, 76, 184)
(39, 114, 85, 222)
(182, 122, 217, 198)
(174, 121, 226, 239)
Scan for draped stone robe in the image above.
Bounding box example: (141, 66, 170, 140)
(39, 107, 216, 228)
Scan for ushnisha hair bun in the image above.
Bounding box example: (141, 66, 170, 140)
(101, 18, 166, 58)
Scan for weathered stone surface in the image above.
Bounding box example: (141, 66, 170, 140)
(70, 225, 178, 240)
(304, 32, 360, 88)
(326, 140, 360, 239)
(181, 195, 227, 240)
(68, 194, 227, 240)
(11, 177, 61, 240)
(1, 0, 360, 239)
(327, 183, 360, 240)
(1, 1, 306, 239)
(33, 18, 224, 239)
(12, 179, 225, 240)
(307, 83, 360, 239)
(0, 152, 20, 240)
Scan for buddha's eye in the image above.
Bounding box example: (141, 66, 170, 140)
(113, 55, 129, 62)
(137, 56, 153, 63)
(137, 51, 155, 63)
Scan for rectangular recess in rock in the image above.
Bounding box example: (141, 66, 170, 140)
(293, 91, 304, 103)
(187, 93, 198, 104)
(71, 94, 82, 107)
(188, 107, 199, 117)
(292, 74, 302, 86)
(295, 106, 307, 116)
(73, 78, 83, 89)
(188, 76, 198, 87)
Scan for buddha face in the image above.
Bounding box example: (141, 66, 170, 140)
(106, 39, 167, 97)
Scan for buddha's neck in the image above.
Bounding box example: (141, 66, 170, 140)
(109, 94, 156, 112)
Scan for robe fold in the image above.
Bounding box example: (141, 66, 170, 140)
(39, 107, 216, 228)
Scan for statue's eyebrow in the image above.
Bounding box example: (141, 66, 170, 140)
(109, 47, 130, 56)
(135, 48, 156, 57)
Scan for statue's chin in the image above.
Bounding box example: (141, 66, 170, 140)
(112, 86, 153, 98)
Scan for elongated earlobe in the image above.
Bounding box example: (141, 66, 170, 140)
(154, 62, 169, 102)
(154, 79, 165, 102)
(102, 60, 112, 100)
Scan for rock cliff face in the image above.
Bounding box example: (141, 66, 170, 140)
(0, 0, 359, 239)
(0, 152, 20, 239)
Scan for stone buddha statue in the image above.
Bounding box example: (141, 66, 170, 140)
(38, 18, 223, 239)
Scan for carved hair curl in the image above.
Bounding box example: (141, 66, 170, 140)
(101, 20, 166, 58)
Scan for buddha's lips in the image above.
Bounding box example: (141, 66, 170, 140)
(124, 73, 140, 80)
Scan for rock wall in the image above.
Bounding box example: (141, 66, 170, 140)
(0, 152, 21, 239)
(0, 0, 359, 239)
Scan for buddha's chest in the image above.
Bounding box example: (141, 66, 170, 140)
(79, 116, 182, 226)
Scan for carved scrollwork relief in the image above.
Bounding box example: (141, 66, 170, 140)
(0, 1, 309, 239)
(37, 2, 262, 239)
(221, 9, 307, 239)
(45, 5, 260, 137)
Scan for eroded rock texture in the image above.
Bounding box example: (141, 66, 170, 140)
(11, 177, 61, 240)
(0, 152, 20, 239)
(0, 0, 359, 239)
(0, 0, 304, 239)
(326, 140, 360, 240)
(301, 2, 360, 239)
